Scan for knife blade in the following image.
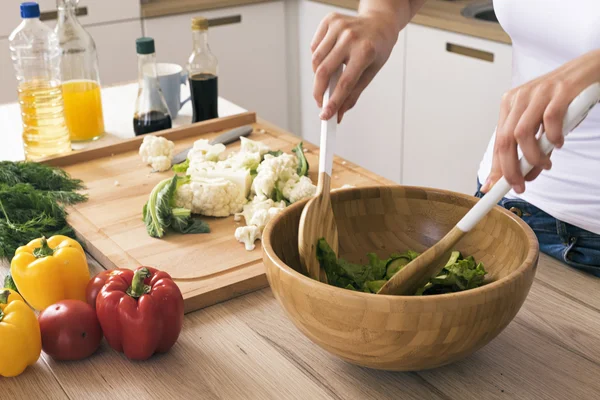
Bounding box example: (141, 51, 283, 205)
(171, 125, 254, 166)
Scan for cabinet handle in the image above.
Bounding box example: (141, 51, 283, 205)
(446, 42, 494, 62)
(40, 7, 88, 21)
(208, 15, 242, 27)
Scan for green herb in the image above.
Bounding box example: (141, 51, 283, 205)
(0, 161, 84, 192)
(3, 274, 19, 293)
(292, 142, 309, 177)
(172, 159, 190, 173)
(142, 175, 209, 238)
(316, 239, 487, 295)
(0, 162, 87, 260)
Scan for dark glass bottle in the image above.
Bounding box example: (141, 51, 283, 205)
(187, 17, 219, 123)
(133, 37, 172, 135)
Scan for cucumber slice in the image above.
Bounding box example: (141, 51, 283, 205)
(385, 256, 410, 280)
(444, 251, 462, 268)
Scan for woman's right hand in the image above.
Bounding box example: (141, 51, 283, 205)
(311, 11, 401, 122)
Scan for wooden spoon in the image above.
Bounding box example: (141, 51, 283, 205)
(378, 82, 600, 296)
(298, 67, 343, 282)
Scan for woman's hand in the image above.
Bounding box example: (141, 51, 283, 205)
(481, 49, 600, 194)
(311, 1, 425, 122)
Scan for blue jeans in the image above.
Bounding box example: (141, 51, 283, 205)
(474, 181, 600, 277)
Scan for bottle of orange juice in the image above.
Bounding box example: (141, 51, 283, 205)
(55, 0, 105, 142)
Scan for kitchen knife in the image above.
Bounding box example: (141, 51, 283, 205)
(171, 125, 254, 166)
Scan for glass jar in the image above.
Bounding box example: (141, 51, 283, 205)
(55, 0, 105, 142)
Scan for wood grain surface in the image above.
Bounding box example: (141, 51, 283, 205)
(1, 251, 599, 399)
(264, 186, 539, 371)
(299, 172, 338, 281)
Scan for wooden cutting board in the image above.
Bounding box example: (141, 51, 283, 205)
(43, 112, 394, 313)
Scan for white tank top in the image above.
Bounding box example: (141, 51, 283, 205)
(477, 0, 600, 235)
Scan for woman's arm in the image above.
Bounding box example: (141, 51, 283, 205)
(312, 0, 426, 122)
(481, 49, 600, 194)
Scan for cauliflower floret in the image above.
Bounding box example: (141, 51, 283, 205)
(187, 139, 226, 163)
(139, 135, 175, 172)
(236, 195, 286, 229)
(280, 175, 317, 204)
(239, 137, 270, 157)
(252, 153, 298, 198)
(175, 178, 247, 217)
(234, 225, 261, 251)
(234, 195, 286, 251)
(221, 151, 262, 172)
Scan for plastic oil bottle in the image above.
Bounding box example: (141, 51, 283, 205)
(55, 0, 105, 142)
(9, 2, 71, 160)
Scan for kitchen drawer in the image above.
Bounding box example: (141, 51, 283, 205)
(0, 0, 140, 38)
(143, 1, 289, 129)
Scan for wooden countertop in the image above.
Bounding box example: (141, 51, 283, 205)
(1, 111, 599, 397)
(2, 249, 600, 398)
(141, 0, 511, 45)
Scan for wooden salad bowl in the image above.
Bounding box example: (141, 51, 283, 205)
(262, 186, 539, 371)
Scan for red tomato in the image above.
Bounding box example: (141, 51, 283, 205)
(38, 300, 103, 361)
(86, 269, 128, 308)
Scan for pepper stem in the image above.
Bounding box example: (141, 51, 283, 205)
(126, 268, 151, 299)
(33, 237, 55, 258)
(0, 290, 9, 322)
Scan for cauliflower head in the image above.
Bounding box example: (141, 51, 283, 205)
(175, 177, 247, 217)
(139, 135, 175, 172)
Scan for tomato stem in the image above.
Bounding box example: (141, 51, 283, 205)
(126, 268, 151, 299)
(33, 237, 55, 258)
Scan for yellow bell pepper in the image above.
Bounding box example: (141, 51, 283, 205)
(11, 235, 90, 311)
(0, 288, 42, 377)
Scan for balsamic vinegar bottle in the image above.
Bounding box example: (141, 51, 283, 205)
(187, 17, 219, 123)
(133, 37, 172, 135)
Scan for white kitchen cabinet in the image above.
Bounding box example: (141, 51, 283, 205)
(143, 2, 289, 129)
(402, 23, 512, 194)
(297, 0, 406, 183)
(89, 20, 142, 86)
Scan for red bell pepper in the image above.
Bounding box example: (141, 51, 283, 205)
(85, 269, 129, 309)
(96, 266, 184, 360)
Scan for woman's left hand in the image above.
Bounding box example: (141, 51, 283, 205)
(481, 49, 600, 194)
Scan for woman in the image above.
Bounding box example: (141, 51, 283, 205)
(311, 0, 600, 275)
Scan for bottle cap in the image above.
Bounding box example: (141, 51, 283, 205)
(20, 2, 40, 19)
(191, 17, 208, 31)
(136, 37, 155, 55)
